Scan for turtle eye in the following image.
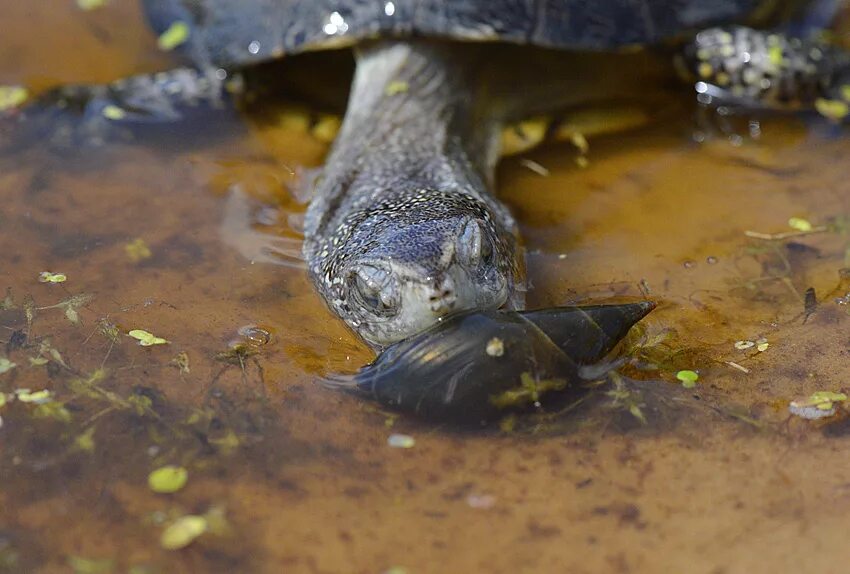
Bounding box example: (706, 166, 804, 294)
(351, 265, 399, 316)
(457, 219, 493, 267)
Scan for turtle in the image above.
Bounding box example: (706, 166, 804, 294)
(7, 0, 848, 349)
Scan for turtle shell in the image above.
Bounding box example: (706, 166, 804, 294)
(143, 0, 806, 69)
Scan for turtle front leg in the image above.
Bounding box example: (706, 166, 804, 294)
(2, 67, 242, 149)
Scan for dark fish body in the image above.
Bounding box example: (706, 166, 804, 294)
(351, 302, 654, 422)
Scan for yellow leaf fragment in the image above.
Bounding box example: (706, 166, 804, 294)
(0, 358, 15, 374)
(76, 0, 109, 10)
(15, 388, 53, 404)
(787, 217, 813, 232)
(74, 426, 96, 453)
(157, 22, 190, 51)
(0, 85, 28, 111)
(387, 433, 415, 448)
(756, 339, 769, 352)
(39, 271, 67, 283)
(148, 465, 189, 494)
(125, 238, 152, 262)
(102, 105, 126, 120)
(128, 329, 169, 346)
(160, 515, 207, 550)
(676, 370, 699, 389)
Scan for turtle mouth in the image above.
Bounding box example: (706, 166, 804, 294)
(351, 260, 511, 349)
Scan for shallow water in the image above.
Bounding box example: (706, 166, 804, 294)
(4, 3, 850, 574)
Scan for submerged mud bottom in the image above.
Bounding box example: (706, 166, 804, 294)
(6, 3, 850, 573)
(343, 303, 655, 423)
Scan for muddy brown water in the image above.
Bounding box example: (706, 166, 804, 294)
(4, 3, 850, 573)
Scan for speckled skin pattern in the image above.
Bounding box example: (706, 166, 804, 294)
(302, 42, 521, 348)
(681, 26, 848, 107)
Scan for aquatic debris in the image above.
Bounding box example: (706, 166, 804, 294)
(67, 556, 114, 574)
(171, 351, 191, 374)
(148, 465, 188, 494)
(725, 361, 750, 374)
(1, 288, 14, 310)
(0, 85, 27, 111)
(518, 158, 550, 177)
(676, 370, 699, 389)
(125, 238, 152, 262)
(789, 391, 847, 419)
(157, 22, 190, 51)
(387, 433, 415, 448)
(734, 340, 755, 350)
(237, 325, 272, 346)
(128, 329, 169, 346)
(490, 372, 567, 409)
(466, 493, 497, 509)
(76, 0, 109, 10)
(0, 358, 15, 375)
(756, 339, 769, 352)
(38, 271, 67, 284)
(485, 337, 504, 357)
(74, 426, 96, 453)
(787, 217, 813, 232)
(15, 389, 53, 404)
(160, 515, 207, 550)
(804, 287, 817, 321)
(383, 568, 408, 574)
(385, 80, 409, 96)
(102, 105, 126, 120)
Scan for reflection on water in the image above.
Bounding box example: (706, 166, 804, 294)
(4, 3, 850, 573)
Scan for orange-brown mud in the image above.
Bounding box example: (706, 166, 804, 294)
(3, 3, 850, 573)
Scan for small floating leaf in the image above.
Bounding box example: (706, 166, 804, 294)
(128, 329, 169, 346)
(38, 271, 67, 283)
(756, 339, 769, 352)
(15, 389, 53, 404)
(157, 22, 190, 51)
(28, 357, 48, 366)
(0, 85, 28, 111)
(125, 238, 152, 262)
(0, 358, 16, 374)
(68, 556, 114, 574)
(76, 0, 109, 11)
(387, 433, 415, 449)
(160, 515, 207, 550)
(74, 426, 96, 453)
(789, 391, 847, 419)
(102, 105, 126, 120)
(734, 340, 755, 350)
(148, 465, 188, 494)
(676, 370, 699, 389)
(787, 217, 813, 232)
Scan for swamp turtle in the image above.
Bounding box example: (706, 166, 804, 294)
(7, 0, 849, 348)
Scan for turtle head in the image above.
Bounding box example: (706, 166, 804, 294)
(318, 191, 519, 349)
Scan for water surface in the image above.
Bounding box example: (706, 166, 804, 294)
(3, 3, 850, 573)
